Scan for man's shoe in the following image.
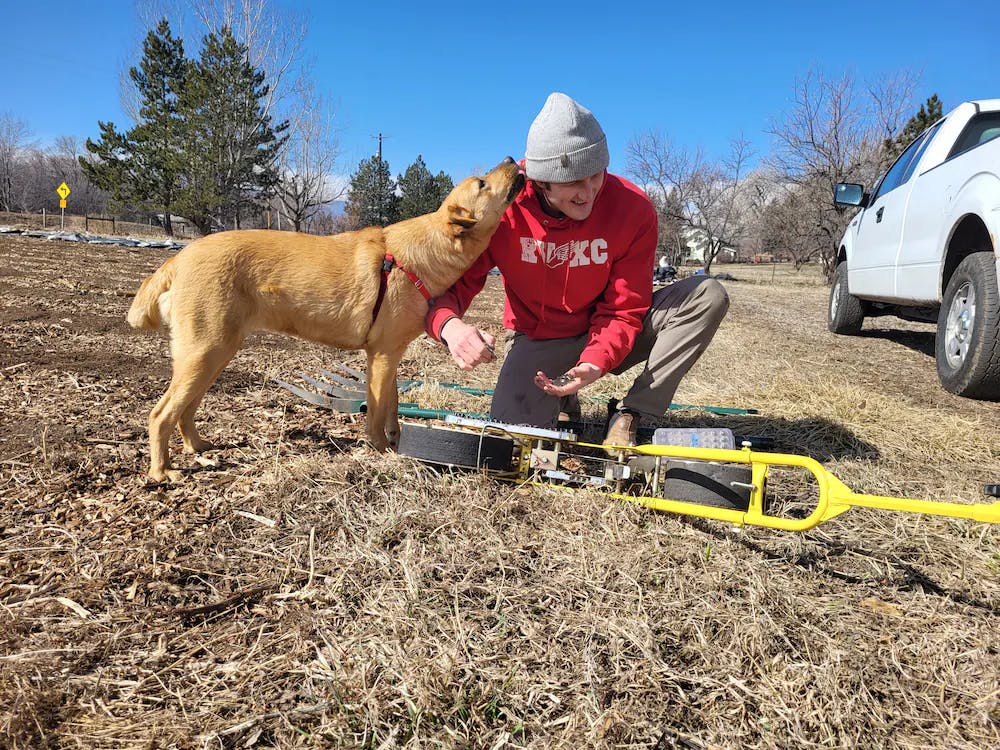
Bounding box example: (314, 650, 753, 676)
(558, 393, 582, 423)
(603, 402, 639, 455)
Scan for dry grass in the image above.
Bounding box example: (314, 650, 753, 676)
(1, 236, 999, 749)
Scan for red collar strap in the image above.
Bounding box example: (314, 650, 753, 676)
(371, 253, 433, 324)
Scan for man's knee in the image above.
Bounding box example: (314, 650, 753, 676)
(697, 277, 730, 322)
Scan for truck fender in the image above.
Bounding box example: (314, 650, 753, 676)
(939, 171, 1000, 296)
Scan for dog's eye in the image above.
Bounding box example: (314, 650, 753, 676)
(477, 179, 486, 190)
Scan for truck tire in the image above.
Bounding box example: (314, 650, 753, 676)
(828, 262, 865, 334)
(935, 251, 1000, 399)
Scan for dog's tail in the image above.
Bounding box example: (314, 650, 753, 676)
(127, 255, 177, 330)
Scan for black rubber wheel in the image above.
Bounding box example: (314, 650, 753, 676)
(828, 262, 865, 335)
(935, 251, 1000, 399)
(661, 460, 753, 510)
(397, 422, 516, 472)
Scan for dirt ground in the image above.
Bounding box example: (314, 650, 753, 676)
(2, 233, 999, 749)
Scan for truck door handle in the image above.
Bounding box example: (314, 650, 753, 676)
(876, 207, 884, 223)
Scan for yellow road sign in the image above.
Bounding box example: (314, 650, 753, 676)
(59, 199, 67, 209)
(56, 182, 70, 200)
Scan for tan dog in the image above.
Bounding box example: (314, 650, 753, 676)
(128, 157, 524, 482)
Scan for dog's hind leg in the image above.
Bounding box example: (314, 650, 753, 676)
(365, 346, 406, 451)
(177, 342, 241, 454)
(148, 337, 241, 482)
(179, 396, 214, 454)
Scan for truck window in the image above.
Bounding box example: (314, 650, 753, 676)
(871, 127, 933, 202)
(947, 111, 1000, 159)
(899, 122, 941, 184)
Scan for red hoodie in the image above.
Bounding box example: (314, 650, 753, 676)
(426, 172, 657, 374)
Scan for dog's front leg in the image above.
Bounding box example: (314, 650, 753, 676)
(365, 347, 405, 451)
(386, 377, 401, 449)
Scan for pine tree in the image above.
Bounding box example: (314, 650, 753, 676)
(886, 94, 943, 160)
(81, 19, 185, 234)
(433, 171, 455, 203)
(396, 155, 453, 219)
(176, 26, 288, 234)
(345, 155, 398, 228)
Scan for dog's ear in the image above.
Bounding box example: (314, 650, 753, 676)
(447, 203, 479, 235)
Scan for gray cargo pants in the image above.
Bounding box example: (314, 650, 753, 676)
(489, 275, 730, 427)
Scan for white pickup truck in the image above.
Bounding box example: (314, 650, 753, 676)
(831, 99, 1000, 399)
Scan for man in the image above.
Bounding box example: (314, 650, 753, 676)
(425, 92, 729, 449)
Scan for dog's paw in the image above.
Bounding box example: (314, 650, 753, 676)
(182, 438, 216, 454)
(146, 469, 186, 485)
(366, 435, 391, 452)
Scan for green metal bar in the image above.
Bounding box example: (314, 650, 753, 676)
(397, 406, 490, 420)
(668, 403, 759, 416)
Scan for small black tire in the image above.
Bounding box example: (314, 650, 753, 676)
(935, 251, 1000, 399)
(828, 262, 865, 335)
(397, 422, 515, 472)
(661, 460, 753, 511)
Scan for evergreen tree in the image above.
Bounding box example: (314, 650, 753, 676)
(433, 170, 455, 203)
(176, 26, 288, 234)
(396, 155, 453, 219)
(345, 155, 398, 228)
(887, 94, 943, 160)
(81, 19, 185, 234)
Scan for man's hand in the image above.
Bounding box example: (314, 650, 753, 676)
(534, 362, 603, 396)
(441, 317, 496, 370)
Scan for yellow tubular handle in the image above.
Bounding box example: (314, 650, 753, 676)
(592, 442, 1000, 532)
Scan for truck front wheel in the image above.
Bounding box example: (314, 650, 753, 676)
(828, 262, 865, 334)
(935, 251, 1000, 399)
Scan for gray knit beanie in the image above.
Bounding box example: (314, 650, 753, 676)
(524, 92, 609, 183)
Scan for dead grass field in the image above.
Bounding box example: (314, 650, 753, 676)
(1, 234, 999, 749)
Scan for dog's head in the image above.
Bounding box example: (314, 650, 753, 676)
(443, 157, 525, 238)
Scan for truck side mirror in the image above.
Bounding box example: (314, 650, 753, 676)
(834, 183, 868, 208)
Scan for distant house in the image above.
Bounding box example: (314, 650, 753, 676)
(679, 227, 737, 264)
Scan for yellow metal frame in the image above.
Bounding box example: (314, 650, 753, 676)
(425, 418, 1000, 532)
(589, 442, 1000, 531)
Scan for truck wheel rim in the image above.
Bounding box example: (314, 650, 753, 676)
(944, 281, 975, 369)
(830, 279, 841, 319)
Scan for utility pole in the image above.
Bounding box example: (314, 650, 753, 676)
(372, 133, 391, 225)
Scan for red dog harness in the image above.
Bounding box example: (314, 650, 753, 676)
(371, 253, 432, 324)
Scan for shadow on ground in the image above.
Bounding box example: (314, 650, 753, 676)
(861, 327, 936, 358)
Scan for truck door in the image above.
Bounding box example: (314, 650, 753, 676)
(898, 116, 998, 301)
(849, 129, 935, 300)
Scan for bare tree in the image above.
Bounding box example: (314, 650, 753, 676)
(766, 68, 917, 278)
(756, 182, 824, 268)
(733, 168, 786, 263)
(0, 113, 32, 212)
(273, 85, 344, 231)
(8, 137, 109, 216)
(50, 136, 108, 215)
(627, 133, 754, 274)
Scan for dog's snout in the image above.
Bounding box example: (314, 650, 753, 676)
(492, 156, 517, 173)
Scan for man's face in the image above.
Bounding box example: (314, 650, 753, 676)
(538, 171, 605, 220)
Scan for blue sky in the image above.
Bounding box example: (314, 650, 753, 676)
(2, 1, 995, 186)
